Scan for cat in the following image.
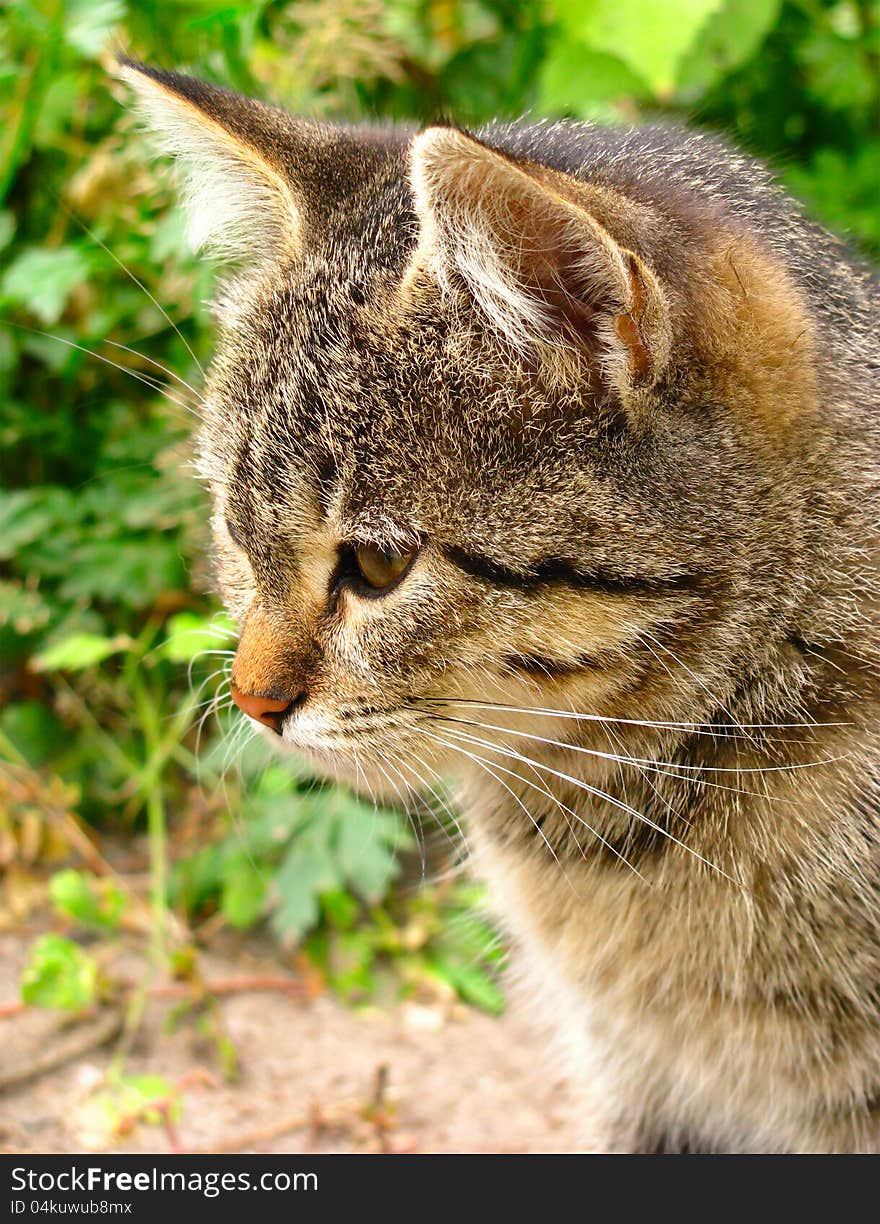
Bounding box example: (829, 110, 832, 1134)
(116, 58, 880, 1153)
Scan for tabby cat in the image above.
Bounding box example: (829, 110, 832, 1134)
(117, 58, 880, 1153)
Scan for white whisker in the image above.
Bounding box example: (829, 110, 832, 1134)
(418, 728, 579, 891)
(103, 339, 208, 405)
(3, 322, 204, 419)
(439, 724, 740, 885)
(420, 697, 844, 736)
(64, 202, 205, 376)
(430, 712, 845, 781)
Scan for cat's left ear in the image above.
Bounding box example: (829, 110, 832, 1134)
(408, 127, 672, 394)
(114, 59, 318, 275)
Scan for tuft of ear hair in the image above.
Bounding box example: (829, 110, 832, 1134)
(113, 59, 314, 274)
(408, 126, 671, 394)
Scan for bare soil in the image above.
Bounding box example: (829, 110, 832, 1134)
(0, 930, 606, 1154)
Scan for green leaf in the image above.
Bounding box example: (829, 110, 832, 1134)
(320, 888, 360, 930)
(64, 0, 127, 57)
(327, 928, 377, 997)
(236, 794, 311, 858)
(0, 580, 54, 635)
(105, 1073, 180, 1126)
(220, 853, 267, 929)
(149, 211, 192, 264)
(798, 23, 878, 118)
(0, 701, 68, 767)
(118, 1072, 177, 1108)
(21, 935, 99, 1011)
(0, 489, 78, 562)
(271, 846, 340, 942)
(33, 74, 84, 150)
(336, 807, 402, 903)
(438, 909, 504, 966)
(0, 211, 15, 253)
(170, 844, 224, 915)
(1, 246, 92, 325)
(554, 0, 724, 96)
(49, 869, 127, 931)
(430, 957, 506, 1015)
(538, 40, 647, 115)
(160, 610, 236, 664)
(57, 536, 186, 608)
(73, 1071, 180, 1145)
(33, 632, 134, 673)
(677, 0, 782, 96)
(784, 143, 880, 254)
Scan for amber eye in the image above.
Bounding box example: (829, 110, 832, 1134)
(353, 543, 415, 591)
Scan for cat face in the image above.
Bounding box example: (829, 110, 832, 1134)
(119, 61, 823, 796)
(200, 266, 690, 787)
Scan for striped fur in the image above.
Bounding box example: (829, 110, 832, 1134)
(119, 61, 880, 1152)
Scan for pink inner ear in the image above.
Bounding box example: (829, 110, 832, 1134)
(529, 246, 603, 353)
(526, 238, 652, 379)
(411, 128, 662, 381)
(619, 255, 652, 378)
(614, 312, 652, 379)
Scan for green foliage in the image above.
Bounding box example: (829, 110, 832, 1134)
(74, 1070, 182, 1146)
(2, 0, 877, 1014)
(20, 933, 101, 1011)
(552, 0, 726, 96)
(417, 888, 506, 1013)
(34, 632, 135, 672)
(2, 246, 94, 325)
(302, 880, 505, 1008)
(49, 868, 127, 930)
(172, 732, 412, 941)
(676, 0, 784, 96)
(538, 1, 879, 257)
(159, 610, 236, 664)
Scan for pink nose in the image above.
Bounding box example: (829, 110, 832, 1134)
(230, 682, 298, 733)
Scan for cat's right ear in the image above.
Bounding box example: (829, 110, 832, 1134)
(406, 126, 672, 397)
(113, 59, 309, 276)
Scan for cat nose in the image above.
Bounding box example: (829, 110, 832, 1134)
(229, 683, 302, 734)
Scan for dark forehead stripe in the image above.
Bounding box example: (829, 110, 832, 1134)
(315, 448, 339, 517)
(442, 545, 701, 597)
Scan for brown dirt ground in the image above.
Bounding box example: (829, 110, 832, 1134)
(0, 930, 608, 1154)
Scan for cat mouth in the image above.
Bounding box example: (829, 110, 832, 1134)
(256, 700, 416, 756)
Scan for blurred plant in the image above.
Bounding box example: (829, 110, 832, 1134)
(21, 932, 103, 1011)
(72, 1070, 183, 1149)
(1, 0, 877, 1019)
(260, 0, 409, 113)
(305, 880, 507, 1012)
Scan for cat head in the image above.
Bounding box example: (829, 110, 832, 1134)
(118, 61, 823, 795)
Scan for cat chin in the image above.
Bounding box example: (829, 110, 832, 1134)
(289, 744, 414, 805)
(251, 720, 410, 801)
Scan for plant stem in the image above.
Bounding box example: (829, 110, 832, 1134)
(146, 786, 168, 968)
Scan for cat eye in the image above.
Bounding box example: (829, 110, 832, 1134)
(353, 543, 416, 591)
